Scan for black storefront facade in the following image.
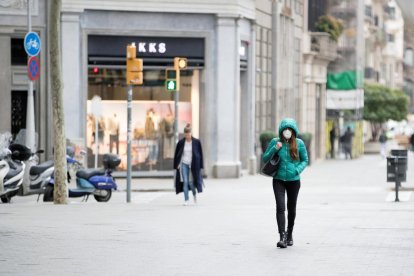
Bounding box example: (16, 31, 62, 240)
(86, 35, 205, 174)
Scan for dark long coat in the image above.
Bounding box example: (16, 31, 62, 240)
(173, 137, 204, 194)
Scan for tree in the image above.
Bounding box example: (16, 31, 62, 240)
(364, 83, 409, 141)
(49, 0, 68, 204)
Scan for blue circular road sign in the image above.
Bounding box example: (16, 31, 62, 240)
(24, 32, 41, 57)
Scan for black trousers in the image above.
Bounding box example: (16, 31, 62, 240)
(272, 179, 301, 234)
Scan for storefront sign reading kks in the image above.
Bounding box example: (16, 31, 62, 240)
(88, 35, 204, 58)
(137, 42, 166, 54)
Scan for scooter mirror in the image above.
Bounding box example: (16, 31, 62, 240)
(36, 149, 45, 154)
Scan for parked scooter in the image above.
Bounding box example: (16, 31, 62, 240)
(8, 143, 55, 201)
(0, 146, 30, 203)
(43, 153, 120, 202)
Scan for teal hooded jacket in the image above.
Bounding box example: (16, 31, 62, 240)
(262, 118, 308, 181)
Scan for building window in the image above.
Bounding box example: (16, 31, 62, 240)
(255, 26, 273, 141)
(387, 34, 395, 42)
(385, 6, 396, 20)
(365, 5, 372, 17)
(11, 38, 27, 66)
(308, 0, 327, 31)
(374, 15, 379, 26)
(405, 48, 413, 66)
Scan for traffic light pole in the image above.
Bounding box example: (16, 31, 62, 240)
(127, 85, 132, 203)
(174, 89, 179, 145)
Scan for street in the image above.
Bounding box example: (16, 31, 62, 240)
(1, 154, 414, 276)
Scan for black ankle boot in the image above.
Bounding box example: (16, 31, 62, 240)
(287, 229, 293, 246)
(277, 232, 287, 248)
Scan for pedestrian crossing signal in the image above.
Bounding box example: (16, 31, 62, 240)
(166, 80, 177, 91)
(165, 69, 178, 91)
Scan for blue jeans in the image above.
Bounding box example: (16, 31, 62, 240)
(181, 163, 196, 201)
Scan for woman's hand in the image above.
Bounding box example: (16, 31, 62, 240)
(275, 142, 282, 150)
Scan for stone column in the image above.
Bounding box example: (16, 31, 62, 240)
(213, 16, 241, 178)
(61, 12, 82, 140)
(0, 35, 11, 132)
(247, 21, 257, 174)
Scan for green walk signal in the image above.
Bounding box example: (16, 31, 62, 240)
(166, 80, 177, 91)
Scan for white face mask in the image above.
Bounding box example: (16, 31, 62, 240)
(283, 129, 292, 140)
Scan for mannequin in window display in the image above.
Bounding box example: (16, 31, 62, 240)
(98, 116, 106, 147)
(145, 108, 159, 170)
(159, 112, 175, 160)
(87, 114, 96, 147)
(107, 113, 120, 154)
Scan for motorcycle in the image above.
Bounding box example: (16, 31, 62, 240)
(43, 153, 120, 202)
(0, 146, 30, 203)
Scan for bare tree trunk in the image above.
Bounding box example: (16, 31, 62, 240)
(49, 0, 67, 204)
(371, 122, 382, 141)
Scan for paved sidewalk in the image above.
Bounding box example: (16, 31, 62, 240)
(1, 153, 414, 276)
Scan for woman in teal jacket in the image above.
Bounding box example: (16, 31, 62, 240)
(263, 118, 308, 248)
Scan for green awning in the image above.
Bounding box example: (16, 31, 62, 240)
(327, 70, 358, 90)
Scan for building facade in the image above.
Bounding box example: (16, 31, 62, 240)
(325, 0, 365, 158)
(60, 0, 258, 178)
(364, 0, 404, 89)
(0, 0, 258, 178)
(0, 0, 50, 153)
(403, 20, 414, 111)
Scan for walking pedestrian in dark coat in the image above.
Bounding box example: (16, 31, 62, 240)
(341, 126, 354, 159)
(173, 124, 204, 205)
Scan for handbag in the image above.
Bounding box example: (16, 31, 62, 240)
(261, 152, 280, 177)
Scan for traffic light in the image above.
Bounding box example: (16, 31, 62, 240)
(174, 57, 187, 70)
(165, 68, 178, 91)
(126, 43, 143, 85)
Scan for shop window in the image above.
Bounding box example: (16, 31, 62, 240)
(86, 67, 197, 172)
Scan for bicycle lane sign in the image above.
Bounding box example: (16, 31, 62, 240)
(24, 31, 41, 57)
(28, 56, 40, 81)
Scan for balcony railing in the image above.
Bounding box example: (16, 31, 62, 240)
(310, 32, 338, 61)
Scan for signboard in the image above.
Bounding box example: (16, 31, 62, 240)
(88, 35, 204, 58)
(326, 89, 364, 109)
(27, 56, 40, 81)
(24, 32, 41, 57)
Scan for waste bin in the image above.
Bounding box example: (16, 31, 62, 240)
(386, 156, 407, 182)
(390, 149, 408, 171)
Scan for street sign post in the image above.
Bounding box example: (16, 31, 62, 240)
(24, 31, 41, 57)
(27, 56, 40, 81)
(126, 43, 144, 203)
(25, 2, 39, 152)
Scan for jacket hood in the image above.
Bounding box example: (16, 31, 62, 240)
(278, 118, 300, 138)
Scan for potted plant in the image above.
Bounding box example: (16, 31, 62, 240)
(315, 15, 343, 42)
(298, 132, 312, 165)
(259, 130, 278, 153)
